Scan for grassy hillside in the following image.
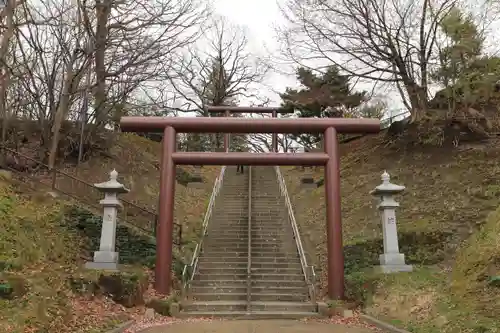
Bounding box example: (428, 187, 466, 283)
(0, 133, 220, 332)
(284, 134, 500, 333)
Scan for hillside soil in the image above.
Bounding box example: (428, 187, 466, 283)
(0, 133, 219, 332)
(284, 133, 500, 333)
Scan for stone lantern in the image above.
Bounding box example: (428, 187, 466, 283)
(187, 165, 204, 188)
(370, 171, 412, 273)
(85, 169, 129, 270)
(301, 145, 320, 189)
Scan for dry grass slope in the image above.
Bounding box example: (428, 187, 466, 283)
(0, 133, 220, 332)
(284, 133, 500, 333)
(57, 133, 220, 236)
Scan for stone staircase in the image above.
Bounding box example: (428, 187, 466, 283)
(181, 166, 318, 318)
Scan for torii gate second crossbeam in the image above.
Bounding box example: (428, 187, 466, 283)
(120, 116, 381, 300)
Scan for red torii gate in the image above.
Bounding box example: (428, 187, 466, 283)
(206, 106, 294, 152)
(120, 115, 381, 300)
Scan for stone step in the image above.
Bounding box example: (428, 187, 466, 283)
(251, 216, 286, 219)
(197, 261, 247, 269)
(250, 254, 299, 260)
(253, 262, 301, 269)
(252, 273, 305, 281)
(197, 257, 248, 264)
(192, 292, 247, 301)
(201, 246, 248, 251)
(250, 301, 316, 312)
(250, 223, 287, 227)
(210, 225, 287, 229)
(207, 229, 248, 232)
(250, 261, 302, 268)
(250, 225, 287, 228)
(204, 242, 292, 249)
(249, 253, 299, 260)
(251, 293, 308, 302)
(250, 228, 288, 233)
(251, 280, 309, 288)
(251, 248, 297, 254)
(251, 242, 293, 247)
(206, 231, 247, 236)
(197, 261, 302, 270)
(190, 285, 247, 294)
(190, 279, 247, 287)
(177, 311, 321, 320)
(200, 252, 298, 259)
(250, 252, 298, 258)
(251, 267, 303, 274)
(203, 243, 249, 250)
(251, 286, 309, 295)
(194, 273, 246, 281)
(181, 300, 247, 312)
(203, 240, 248, 245)
(202, 248, 248, 253)
(251, 219, 286, 222)
(200, 251, 247, 258)
(206, 235, 288, 241)
(251, 210, 285, 213)
(197, 267, 247, 275)
(212, 211, 248, 214)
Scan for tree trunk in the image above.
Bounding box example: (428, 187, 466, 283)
(0, 0, 16, 165)
(93, 0, 111, 131)
(48, 56, 77, 170)
(406, 83, 428, 123)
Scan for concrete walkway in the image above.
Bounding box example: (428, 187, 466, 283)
(136, 319, 378, 333)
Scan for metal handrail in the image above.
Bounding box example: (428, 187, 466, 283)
(246, 166, 252, 312)
(181, 165, 227, 297)
(380, 111, 411, 129)
(274, 166, 317, 307)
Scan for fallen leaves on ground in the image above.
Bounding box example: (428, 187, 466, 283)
(123, 317, 222, 333)
(122, 311, 381, 333)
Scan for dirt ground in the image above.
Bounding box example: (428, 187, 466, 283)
(135, 319, 378, 333)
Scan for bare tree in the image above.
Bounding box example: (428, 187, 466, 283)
(278, 0, 459, 122)
(81, 0, 209, 130)
(0, 0, 208, 168)
(168, 15, 269, 114)
(247, 132, 294, 152)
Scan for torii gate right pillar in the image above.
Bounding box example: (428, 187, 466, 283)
(324, 126, 344, 298)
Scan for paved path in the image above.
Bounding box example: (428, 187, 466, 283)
(135, 319, 377, 333)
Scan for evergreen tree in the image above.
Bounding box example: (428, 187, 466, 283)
(280, 66, 366, 148)
(431, 6, 500, 109)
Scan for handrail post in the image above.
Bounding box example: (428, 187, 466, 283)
(178, 224, 182, 247)
(246, 166, 252, 313)
(51, 168, 57, 190)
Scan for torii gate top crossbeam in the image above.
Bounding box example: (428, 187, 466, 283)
(120, 117, 381, 134)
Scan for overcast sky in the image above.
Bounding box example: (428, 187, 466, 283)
(213, 0, 300, 105)
(211, 0, 410, 120)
